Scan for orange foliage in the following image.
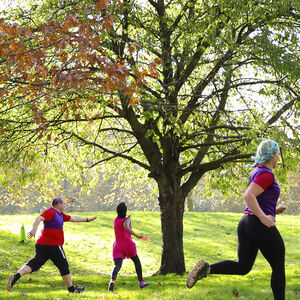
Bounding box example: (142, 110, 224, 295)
(0, 2, 161, 133)
(95, 0, 110, 10)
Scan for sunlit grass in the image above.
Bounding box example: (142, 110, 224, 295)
(0, 212, 299, 299)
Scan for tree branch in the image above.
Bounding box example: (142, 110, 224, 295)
(59, 127, 151, 171)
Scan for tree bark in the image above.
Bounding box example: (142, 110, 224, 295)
(155, 175, 186, 275)
(186, 192, 194, 212)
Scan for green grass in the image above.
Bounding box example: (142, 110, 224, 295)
(0, 212, 299, 299)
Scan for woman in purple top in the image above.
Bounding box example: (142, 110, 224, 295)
(186, 140, 287, 300)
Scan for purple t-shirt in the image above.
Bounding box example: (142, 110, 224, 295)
(36, 208, 71, 245)
(244, 166, 280, 217)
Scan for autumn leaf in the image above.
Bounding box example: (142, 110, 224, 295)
(9, 40, 22, 52)
(89, 95, 96, 101)
(129, 97, 140, 106)
(95, 0, 109, 10)
(92, 35, 100, 45)
(110, 98, 118, 105)
(93, 114, 102, 119)
(128, 45, 135, 55)
(0, 44, 9, 57)
(154, 57, 164, 65)
(63, 14, 80, 32)
(104, 14, 114, 30)
(23, 28, 33, 37)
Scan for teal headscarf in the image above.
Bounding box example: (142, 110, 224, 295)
(251, 139, 279, 167)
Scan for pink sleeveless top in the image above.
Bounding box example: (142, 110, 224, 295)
(113, 217, 137, 259)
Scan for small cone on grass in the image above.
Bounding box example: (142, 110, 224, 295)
(19, 223, 26, 243)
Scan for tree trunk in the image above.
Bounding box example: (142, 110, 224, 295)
(186, 192, 194, 212)
(155, 177, 186, 275)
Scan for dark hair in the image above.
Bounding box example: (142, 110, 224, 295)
(52, 197, 64, 207)
(117, 202, 127, 218)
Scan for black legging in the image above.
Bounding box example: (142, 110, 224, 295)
(210, 214, 285, 300)
(111, 255, 143, 282)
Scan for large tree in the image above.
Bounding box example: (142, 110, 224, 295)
(0, 0, 299, 274)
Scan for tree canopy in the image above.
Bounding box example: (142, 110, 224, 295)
(0, 0, 299, 274)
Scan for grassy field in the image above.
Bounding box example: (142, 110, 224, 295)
(0, 211, 299, 299)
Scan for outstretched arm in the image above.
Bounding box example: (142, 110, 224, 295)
(27, 216, 45, 238)
(69, 216, 97, 222)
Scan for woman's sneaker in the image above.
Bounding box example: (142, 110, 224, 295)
(139, 281, 149, 289)
(71, 286, 86, 293)
(186, 259, 209, 288)
(108, 280, 116, 291)
(6, 274, 18, 292)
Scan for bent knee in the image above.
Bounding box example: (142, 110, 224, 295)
(239, 264, 252, 275)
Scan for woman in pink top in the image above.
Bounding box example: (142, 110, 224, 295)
(108, 202, 149, 291)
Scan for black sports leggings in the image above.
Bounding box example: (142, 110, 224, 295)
(210, 214, 285, 300)
(111, 255, 143, 282)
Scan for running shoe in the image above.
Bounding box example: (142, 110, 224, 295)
(186, 259, 209, 288)
(108, 280, 115, 291)
(6, 274, 16, 292)
(139, 281, 149, 289)
(71, 286, 86, 293)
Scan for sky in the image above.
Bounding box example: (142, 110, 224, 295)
(0, 0, 28, 12)
(0, 0, 15, 11)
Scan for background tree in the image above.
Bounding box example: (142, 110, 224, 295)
(0, 0, 299, 274)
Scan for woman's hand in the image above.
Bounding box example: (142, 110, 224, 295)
(259, 214, 275, 228)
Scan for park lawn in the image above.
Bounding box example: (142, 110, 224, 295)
(0, 212, 299, 300)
